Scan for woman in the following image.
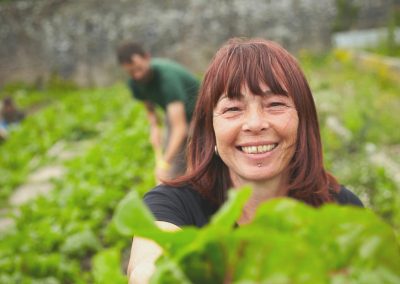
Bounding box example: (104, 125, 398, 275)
(127, 38, 363, 283)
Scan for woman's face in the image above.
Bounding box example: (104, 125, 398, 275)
(213, 83, 298, 185)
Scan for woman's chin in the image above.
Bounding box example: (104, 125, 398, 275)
(235, 170, 279, 184)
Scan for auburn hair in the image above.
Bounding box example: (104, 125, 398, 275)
(166, 38, 339, 207)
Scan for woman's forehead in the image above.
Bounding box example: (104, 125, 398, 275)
(217, 82, 288, 102)
(241, 82, 270, 93)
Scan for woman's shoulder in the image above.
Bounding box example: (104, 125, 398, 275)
(334, 186, 364, 207)
(143, 184, 217, 227)
(144, 184, 203, 203)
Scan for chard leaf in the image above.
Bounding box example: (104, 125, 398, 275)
(113, 190, 158, 236)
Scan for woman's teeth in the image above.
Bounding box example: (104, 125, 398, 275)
(241, 144, 277, 154)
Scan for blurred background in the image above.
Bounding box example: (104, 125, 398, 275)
(0, 0, 399, 283)
(0, 0, 399, 86)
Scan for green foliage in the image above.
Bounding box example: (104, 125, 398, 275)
(301, 52, 400, 231)
(113, 187, 400, 283)
(0, 49, 399, 282)
(60, 229, 102, 257)
(0, 79, 77, 108)
(92, 248, 127, 284)
(0, 83, 155, 282)
(0, 85, 121, 202)
(114, 190, 158, 236)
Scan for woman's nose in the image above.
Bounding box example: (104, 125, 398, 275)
(242, 108, 269, 133)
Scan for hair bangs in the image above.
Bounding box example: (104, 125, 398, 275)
(209, 42, 289, 106)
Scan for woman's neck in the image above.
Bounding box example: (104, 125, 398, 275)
(232, 175, 289, 225)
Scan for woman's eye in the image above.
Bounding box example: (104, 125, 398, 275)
(224, 106, 241, 113)
(268, 102, 287, 108)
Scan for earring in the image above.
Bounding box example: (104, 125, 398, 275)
(214, 145, 219, 156)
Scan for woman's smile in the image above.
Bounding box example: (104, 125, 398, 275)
(236, 141, 280, 169)
(238, 143, 278, 154)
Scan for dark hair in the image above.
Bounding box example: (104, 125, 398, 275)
(166, 38, 339, 207)
(116, 42, 147, 64)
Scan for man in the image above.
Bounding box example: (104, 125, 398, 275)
(117, 42, 200, 181)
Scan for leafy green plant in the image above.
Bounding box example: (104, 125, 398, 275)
(0, 84, 139, 202)
(114, 188, 400, 283)
(0, 83, 155, 283)
(92, 248, 127, 284)
(301, 51, 400, 231)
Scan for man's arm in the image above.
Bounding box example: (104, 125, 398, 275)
(144, 101, 162, 151)
(163, 101, 188, 164)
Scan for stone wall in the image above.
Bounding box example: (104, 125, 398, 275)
(0, 0, 393, 87)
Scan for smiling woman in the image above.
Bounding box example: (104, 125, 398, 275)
(127, 38, 363, 283)
(213, 84, 298, 191)
(166, 38, 362, 208)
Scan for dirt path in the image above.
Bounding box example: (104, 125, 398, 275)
(0, 139, 91, 232)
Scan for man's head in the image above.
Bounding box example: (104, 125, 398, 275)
(117, 42, 151, 81)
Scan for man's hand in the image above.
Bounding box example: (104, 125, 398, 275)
(145, 101, 187, 182)
(153, 149, 169, 183)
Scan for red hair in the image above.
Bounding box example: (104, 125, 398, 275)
(166, 38, 339, 207)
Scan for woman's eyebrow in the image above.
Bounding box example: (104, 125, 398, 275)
(217, 93, 244, 103)
(263, 90, 289, 97)
(218, 89, 282, 102)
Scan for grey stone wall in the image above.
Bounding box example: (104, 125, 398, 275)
(0, 0, 393, 87)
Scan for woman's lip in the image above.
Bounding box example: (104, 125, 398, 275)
(237, 141, 278, 147)
(237, 143, 278, 155)
(237, 146, 277, 160)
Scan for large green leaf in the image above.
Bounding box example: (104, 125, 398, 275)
(113, 190, 159, 236)
(209, 186, 251, 228)
(92, 248, 127, 284)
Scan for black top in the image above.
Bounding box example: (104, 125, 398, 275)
(143, 185, 364, 228)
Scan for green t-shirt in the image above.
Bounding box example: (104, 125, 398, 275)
(128, 58, 200, 122)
